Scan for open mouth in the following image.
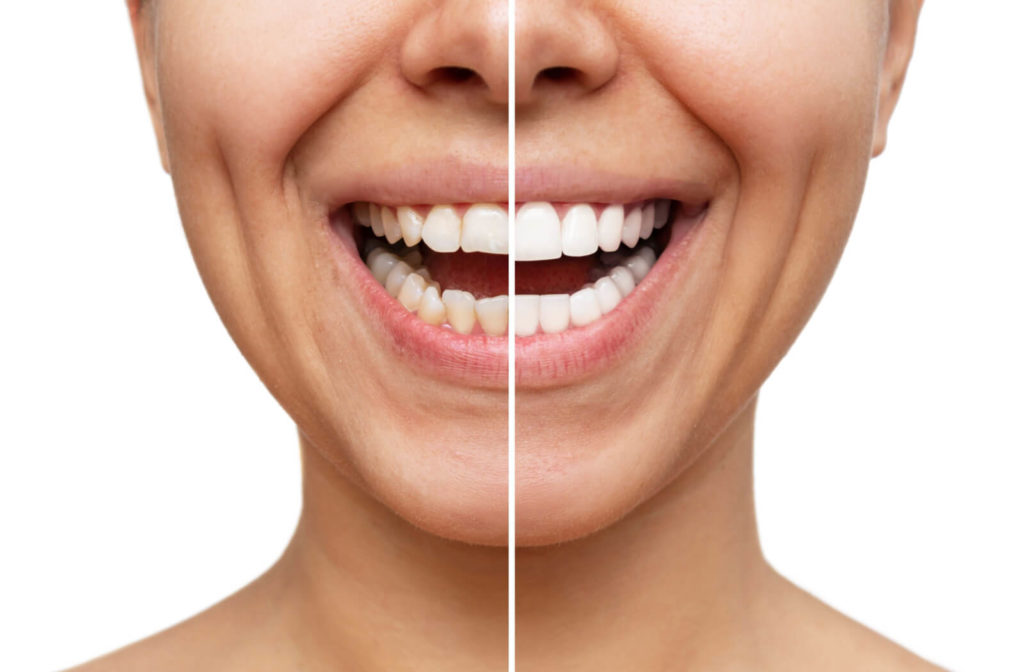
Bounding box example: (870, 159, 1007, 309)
(351, 199, 707, 338)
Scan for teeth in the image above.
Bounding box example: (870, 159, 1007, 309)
(355, 198, 678, 337)
(421, 205, 461, 253)
(561, 204, 599, 257)
(476, 295, 509, 336)
(461, 204, 509, 254)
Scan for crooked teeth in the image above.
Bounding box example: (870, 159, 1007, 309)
(356, 203, 508, 255)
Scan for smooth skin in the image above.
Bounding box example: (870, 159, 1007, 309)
(72, 0, 937, 670)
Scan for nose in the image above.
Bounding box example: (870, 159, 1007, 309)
(401, 0, 509, 105)
(515, 1, 619, 105)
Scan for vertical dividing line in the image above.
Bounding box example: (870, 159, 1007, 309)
(507, 0, 516, 667)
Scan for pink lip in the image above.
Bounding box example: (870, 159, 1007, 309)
(318, 160, 714, 390)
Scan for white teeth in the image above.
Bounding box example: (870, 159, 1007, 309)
(417, 285, 446, 325)
(442, 289, 477, 334)
(539, 294, 571, 334)
(384, 260, 413, 296)
(515, 295, 541, 337)
(475, 295, 509, 336)
(357, 198, 677, 336)
(594, 277, 623, 314)
(370, 203, 385, 237)
(397, 206, 424, 246)
(461, 204, 509, 254)
(639, 202, 655, 240)
(515, 202, 562, 261)
(608, 266, 637, 296)
(597, 204, 624, 253)
(397, 272, 427, 311)
(569, 287, 602, 328)
(621, 206, 642, 248)
(561, 204, 599, 257)
(421, 205, 461, 253)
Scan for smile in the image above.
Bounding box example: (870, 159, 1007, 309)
(352, 199, 706, 338)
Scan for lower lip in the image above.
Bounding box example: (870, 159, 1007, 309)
(325, 205, 710, 390)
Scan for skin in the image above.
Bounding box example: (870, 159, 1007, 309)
(70, 0, 937, 670)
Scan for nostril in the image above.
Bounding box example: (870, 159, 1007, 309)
(539, 66, 580, 82)
(435, 66, 478, 84)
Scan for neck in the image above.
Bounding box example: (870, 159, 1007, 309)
(516, 398, 771, 670)
(268, 435, 508, 671)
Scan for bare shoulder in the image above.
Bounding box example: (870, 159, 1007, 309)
(63, 575, 293, 672)
(758, 570, 947, 672)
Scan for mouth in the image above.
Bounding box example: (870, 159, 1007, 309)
(350, 199, 707, 337)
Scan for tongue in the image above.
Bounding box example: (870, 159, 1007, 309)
(424, 251, 596, 297)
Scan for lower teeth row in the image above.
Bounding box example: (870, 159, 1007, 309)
(363, 245, 658, 337)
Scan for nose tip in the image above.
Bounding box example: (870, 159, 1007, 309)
(515, 3, 619, 105)
(401, 1, 509, 105)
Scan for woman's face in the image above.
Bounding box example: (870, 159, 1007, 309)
(134, 0, 913, 546)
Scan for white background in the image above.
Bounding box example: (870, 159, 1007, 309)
(1, 3, 1021, 671)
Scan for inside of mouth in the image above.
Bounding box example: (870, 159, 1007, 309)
(349, 199, 702, 337)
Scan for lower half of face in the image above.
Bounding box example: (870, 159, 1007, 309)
(147, 0, 887, 546)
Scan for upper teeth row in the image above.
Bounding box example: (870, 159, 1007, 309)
(352, 200, 672, 258)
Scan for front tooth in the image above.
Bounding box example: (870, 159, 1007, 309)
(417, 285, 446, 325)
(421, 205, 461, 253)
(397, 206, 425, 246)
(539, 294, 571, 334)
(654, 199, 671, 229)
(461, 204, 509, 254)
(561, 204, 599, 257)
(516, 202, 562, 261)
(397, 273, 426, 311)
(624, 252, 653, 282)
(370, 203, 385, 237)
(515, 295, 540, 337)
(621, 206, 642, 248)
(594, 277, 623, 314)
(597, 205, 624, 253)
(353, 202, 372, 227)
(569, 287, 602, 327)
(382, 207, 402, 244)
(475, 295, 509, 336)
(384, 261, 413, 296)
(442, 289, 477, 334)
(609, 266, 636, 296)
(369, 250, 400, 284)
(639, 202, 655, 240)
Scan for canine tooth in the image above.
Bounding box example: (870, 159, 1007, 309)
(384, 261, 413, 296)
(442, 289, 477, 334)
(597, 205, 624, 253)
(569, 287, 602, 327)
(369, 251, 400, 285)
(353, 202, 372, 227)
(621, 206, 642, 248)
(475, 295, 509, 336)
(594, 277, 623, 314)
(609, 266, 636, 296)
(639, 202, 655, 240)
(516, 202, 562, 261)
(397, 273, 427, 311)
(397, 206, 425, 246)
(382, 207, 402, 244)
(654, 199, 671, 229)
(515, 295, 540, 337)
(462, 204, 509, 254)
(539, 294, 571, 334)
(417, 285, 446, 325)
(561, 204, 599, 257)
(624, 253, 652, 282)
(370, 203, 385, 237)
(422, 205, 461, 253)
